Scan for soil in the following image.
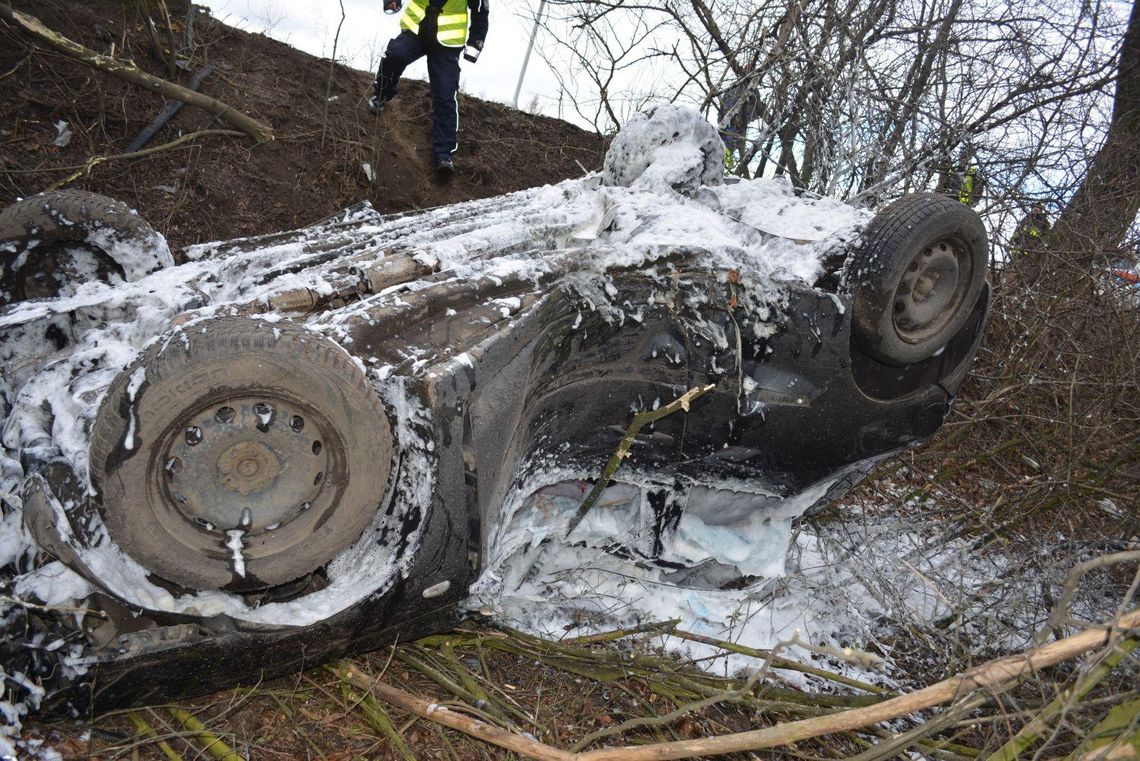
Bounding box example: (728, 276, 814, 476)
(0, 0, 607, 251)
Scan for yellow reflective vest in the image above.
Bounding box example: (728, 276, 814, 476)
(401, 0, 469, 47)
(959, 165, 978, 206)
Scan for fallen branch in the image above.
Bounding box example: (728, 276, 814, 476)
(127, 65, 215, 152)
(346, 611, 1138, 761)
(337, 661, 576, 761)
(0, 3, 273, 142)
(567, 383, 715, 535)
(46, 128, 244, 191)
(165, 706, 243, 761)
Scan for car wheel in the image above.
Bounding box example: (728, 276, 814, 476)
(846, 193, 988, 366)
(0, 190, 174, 305)
(89, 317, 393, 591)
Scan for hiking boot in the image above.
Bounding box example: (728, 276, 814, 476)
(368, 95, 387, 116)
(435, 156, 455, 177)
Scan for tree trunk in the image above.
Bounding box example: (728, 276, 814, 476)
(1048, 0, 1140, 264)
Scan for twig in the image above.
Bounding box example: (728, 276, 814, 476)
(669, 628, 888, 694)
(562, 619, 680, 646)
(1043, 551, 1140, 642)
(330, 665, 416, 761)
(45, 128, 244, 191)
(165, 706, 243, 761)
(0, 54, 27, 80)
(1068, 697, 1140, 760)
(570, 667, 769, 752)
(396, 648, 508, 724)
(337, 661, 576, 761)
(126, 711, 184, 761)
(486, 626, 875, 710)
(984, 636, 1138, 760)
(0, 3, 273, 142)
(567, 383, 715, 535)
(268, 694, 328, 761)
(845, 694, 990, 761)
(434, 640, 542, 731)
(320, 0, 346, 151)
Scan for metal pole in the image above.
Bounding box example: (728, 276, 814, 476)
(512, 0, 546, 109)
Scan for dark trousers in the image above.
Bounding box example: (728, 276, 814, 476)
(374, 29, 462, 160)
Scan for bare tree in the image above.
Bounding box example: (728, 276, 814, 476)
(535, 0, 1126, 236)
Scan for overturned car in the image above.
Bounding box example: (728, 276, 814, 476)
(0, 106, 990, 717)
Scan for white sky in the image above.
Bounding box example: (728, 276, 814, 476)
(198, 0, 569, 120)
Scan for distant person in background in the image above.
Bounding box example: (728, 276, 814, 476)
(937, 146, 985, 206)
(370, 0, 489, 177)
(1009, 202, 1051, 285)
(717, 78, 760, 173)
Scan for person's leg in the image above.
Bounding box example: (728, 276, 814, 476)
(425, 46, 462, 161)
(373, 30, 424, 105)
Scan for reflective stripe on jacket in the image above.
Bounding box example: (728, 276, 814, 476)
(401, 0, 469, 46)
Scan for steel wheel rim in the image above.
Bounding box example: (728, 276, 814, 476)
(145, 390, 346, 579)
(892, 238, 971, 345)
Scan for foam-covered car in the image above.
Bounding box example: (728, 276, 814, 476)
(0, 105, 990, 717)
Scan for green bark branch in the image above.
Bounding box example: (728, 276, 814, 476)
(567, 383, 715, 535)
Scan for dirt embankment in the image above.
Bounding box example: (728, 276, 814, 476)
(0, 0, 607, 250)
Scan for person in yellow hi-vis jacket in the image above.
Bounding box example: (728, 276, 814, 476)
(937, 146, 985, 207)
(370, 0, 489, 177)
(958, 164, 983, 206)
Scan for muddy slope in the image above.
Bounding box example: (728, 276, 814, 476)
(0, 0, 607, 249)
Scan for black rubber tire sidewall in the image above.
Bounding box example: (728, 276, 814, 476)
(845, 193, 988, 366)
(89, 318, 393, 591)
(0, 190, 172, 304)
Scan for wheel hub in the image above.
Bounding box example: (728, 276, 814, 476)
(893, 240, 965, 343)
(217, 441, 280, 495)
(162, 396, 329, 535)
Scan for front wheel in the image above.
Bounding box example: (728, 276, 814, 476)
(845, 193, 988, 367)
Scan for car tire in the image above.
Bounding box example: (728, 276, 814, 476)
(0, 190, 173, 305)
(845, 193, 988, 366)
(89, 317, 393, 591)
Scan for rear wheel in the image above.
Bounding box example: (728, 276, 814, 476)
(0, 190, 173, 305)
(89, 317, 393, 591)
(846, 193, 988, 366)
